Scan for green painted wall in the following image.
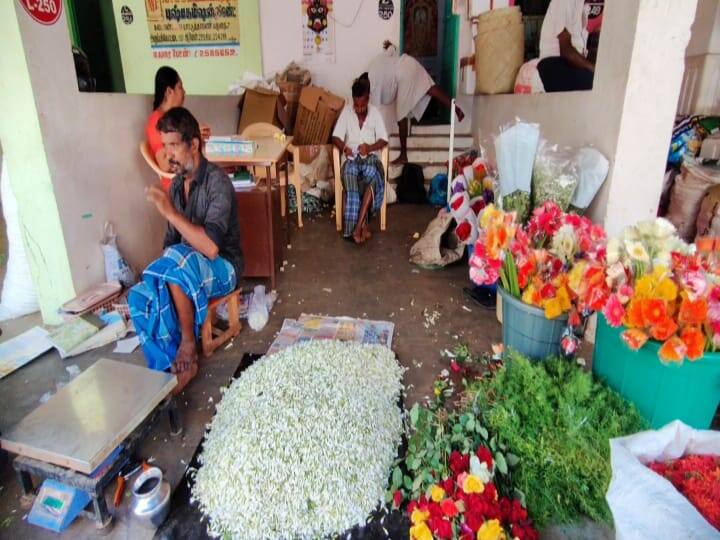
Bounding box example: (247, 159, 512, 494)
(111, 0, 262, 95)
(0, 3, 76, 324)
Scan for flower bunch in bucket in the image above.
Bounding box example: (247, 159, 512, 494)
(600, 218, 720, 362)
(406, 446, 538, 540)
(469, 201, 607, 322)
(449, 157, 496, 246)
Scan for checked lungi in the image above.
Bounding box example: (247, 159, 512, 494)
(341, 154, 385, 237)
(128, 244, 236, 371)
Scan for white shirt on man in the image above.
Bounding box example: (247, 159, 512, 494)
(332, 104, 388, 157)
(539, 0, 589, 59)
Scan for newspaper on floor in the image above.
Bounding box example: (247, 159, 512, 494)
(265, 314, 394, 357)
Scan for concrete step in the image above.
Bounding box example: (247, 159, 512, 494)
(388, 162, 448, 181)
(389, 134, 474, 148)
(402, 124, 472, 135)
(389, 147, 465, 163)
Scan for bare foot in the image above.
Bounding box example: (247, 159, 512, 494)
(172, 340, 198, 394)
(352, 228, 366, 245)
(456, 107, 465, 123)
(362, 223, 372, 242)
(391, 154, 408, 165)
(173, 361, 198, 395)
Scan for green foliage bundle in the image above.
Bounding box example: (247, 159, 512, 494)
(466, 352, 648, 528)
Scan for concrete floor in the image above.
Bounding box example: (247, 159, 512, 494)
(0, 204, 613, 539)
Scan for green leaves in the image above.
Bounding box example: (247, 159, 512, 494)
(410, 403, 420, 427)
(392, 466, 403, 489)
(494, 452, 508, 475)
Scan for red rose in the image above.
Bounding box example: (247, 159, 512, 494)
(482, 482, 497, 503)
(428, 501, 443, 520)
(393, 490, 402, 509)
(449, 451, 470, 476)
(476, 446, 493, 469)
(456, 221, 472, 242)
(464, 510, 483, 532)
(440, 498, 459, 518)
(407, 500, 418, 517)
(441, 477, 455, 496)
(471, 199, 486, 214)
(451, 196, 465, 211)
(429, 517, 454, 539)
(450, 359, 462, 373)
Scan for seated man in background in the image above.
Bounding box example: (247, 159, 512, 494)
(332, 78, 388, 244)
(130, 107, 243, 392)
(537, 0, 596, 92)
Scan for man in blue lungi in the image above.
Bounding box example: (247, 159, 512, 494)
(332, 78, 388, 244)
(129, 107, 243, 392)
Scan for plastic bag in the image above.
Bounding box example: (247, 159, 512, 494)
(571, 147, 609, 210)
(531, 141, 578, 211)
(248, 285, 277, 331)
(101, 222, 136, 288)
(0, 158, 39, 320)
(607, 421, 720, 540)
(494, 120, 540, 197)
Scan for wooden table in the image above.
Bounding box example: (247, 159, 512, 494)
(207, 136, 291, 289)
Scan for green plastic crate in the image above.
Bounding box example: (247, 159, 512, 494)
(593, 317, 720, 429)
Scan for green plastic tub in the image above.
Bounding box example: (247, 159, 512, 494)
(498, 286, 568, 360)
(593, 316, 720, 429)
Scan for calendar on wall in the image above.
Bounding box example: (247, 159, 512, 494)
(302, 0, 336, 64)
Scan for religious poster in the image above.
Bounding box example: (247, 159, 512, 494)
(144, 0, 241, 60)
(301, 0, 335, 64)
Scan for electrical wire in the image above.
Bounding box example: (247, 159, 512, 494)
(329, 0, 366, 28)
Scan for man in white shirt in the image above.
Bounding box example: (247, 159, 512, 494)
(537, 0, 595, 92)
(332, 79, 389, 244)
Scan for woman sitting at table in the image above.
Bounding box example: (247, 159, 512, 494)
(145, 67, 210, 189)
(332, 78, 388, 244)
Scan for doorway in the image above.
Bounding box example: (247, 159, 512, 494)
(401, 0, 459, 125)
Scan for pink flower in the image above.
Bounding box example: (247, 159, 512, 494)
(602, 294, 625, 327)
(617, 284, 634, 304)
(682, 271, 707, 300)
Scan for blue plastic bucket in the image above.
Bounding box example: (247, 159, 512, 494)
(498, 285, 568, 360)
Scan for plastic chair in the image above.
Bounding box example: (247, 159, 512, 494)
(239, 122, 303, 227)
(332, 146, 390, 233)
(140, 141, 174, 192)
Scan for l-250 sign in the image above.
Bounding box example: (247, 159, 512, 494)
(19, 0, 63, 25)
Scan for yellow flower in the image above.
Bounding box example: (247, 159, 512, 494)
(434, 387, 441, 397)
(522, 284, 537, 306)
(411, 508, 430, 525)
(556, 286, 572, 311)
(410, 522, 433, 540)
(430, 484, 445, 502)
(634, 276, 655, 299)
(477, 519, 507, 540)
(544, 297, 562, 320)
(463, 474, 485, 494)
(656, 278, 678, 302)
(567, 261, 586, 294)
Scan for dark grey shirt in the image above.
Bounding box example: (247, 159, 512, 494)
(164, 157, 244, 278)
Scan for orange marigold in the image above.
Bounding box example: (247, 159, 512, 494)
(678, 298, 708, 326)
(641, 299, 667, 327)
(680, 326, 705, 361)
(650, 317, 678, 342)
(621, 328, 649, 351)
(658, 336, 687, 363)
(624, 300, 645, 329)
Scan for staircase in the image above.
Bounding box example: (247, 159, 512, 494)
(388, 124, 474, 182)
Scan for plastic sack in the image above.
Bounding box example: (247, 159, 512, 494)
(494, 120, 540, 197)
(607, 421, 720, 540)
(571, 147, 609, 210)
(409, 211, 464, 267)
(101, 222, 136, 288)
(0, 158, 39, 321)
(427, 174, 448, 207)
(531, 141, 579, 211)
(248, 285, 277, 331)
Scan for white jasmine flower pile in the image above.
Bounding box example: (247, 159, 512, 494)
(191, 340, 405, 539)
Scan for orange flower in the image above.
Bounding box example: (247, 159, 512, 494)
(621, 328, 649, 350)
(658, 336, 687, 363)
(641, 299, 667, 327)
(650, 317, 678, 341)
(678, 298, 708, 326)
(680, 326, 705, 361)
(624, 300, 645, 328)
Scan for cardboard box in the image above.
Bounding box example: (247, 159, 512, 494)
(292, 86, 345, 145)
(237, 87, 282, 135)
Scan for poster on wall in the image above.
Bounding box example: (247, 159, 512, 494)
(302, 0, 335, 64)
(144, 0, 241, 60)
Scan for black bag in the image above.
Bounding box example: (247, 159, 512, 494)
(397, 163, 427, 204)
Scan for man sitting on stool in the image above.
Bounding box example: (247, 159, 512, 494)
(537, 0, 595, 93)
(129, 107, 243, 393)
(332, 78, 389, 244)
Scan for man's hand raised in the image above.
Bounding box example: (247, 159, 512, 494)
(146, 185, 176, 220)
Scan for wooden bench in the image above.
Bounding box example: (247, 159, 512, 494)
(200, 290, 242, 358)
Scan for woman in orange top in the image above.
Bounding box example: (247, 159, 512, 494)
(145, 67, 210, 190)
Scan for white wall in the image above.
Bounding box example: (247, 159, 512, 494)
(687, 0, 720, 56)
(14, 6, 239, 294)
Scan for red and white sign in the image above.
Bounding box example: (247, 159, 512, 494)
(19, 0, 62, 26)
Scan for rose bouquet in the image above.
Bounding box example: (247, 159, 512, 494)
(599, 218, 720, 363)
(450, 157, 496, 246)
(406, 446, 538, 540)
(469, 201, 607, 322)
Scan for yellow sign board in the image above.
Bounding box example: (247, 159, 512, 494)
(144, 0, 241, 60)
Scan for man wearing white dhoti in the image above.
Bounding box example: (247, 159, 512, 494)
(363, 41, 464, 164)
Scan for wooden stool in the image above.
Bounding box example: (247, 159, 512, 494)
(200, 290, 242, 358)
